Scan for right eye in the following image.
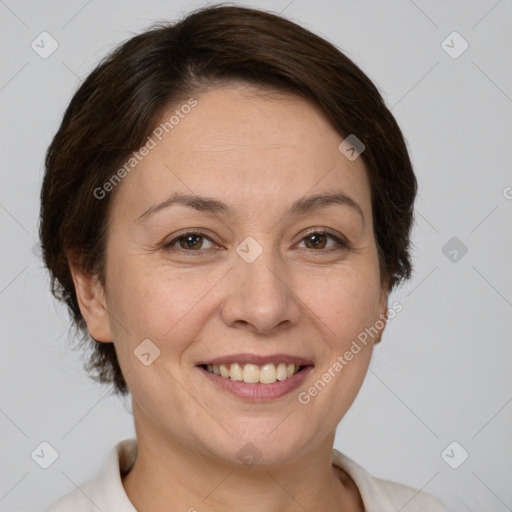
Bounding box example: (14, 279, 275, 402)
(163, 231, 216, 252)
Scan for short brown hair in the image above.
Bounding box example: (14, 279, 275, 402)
(39, 4, 417, 396)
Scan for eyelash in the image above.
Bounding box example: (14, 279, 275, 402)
(162, 229, 349, 253)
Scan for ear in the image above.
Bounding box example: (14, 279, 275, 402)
(68, 255, 113, 343)
(374, 281, 389, 345)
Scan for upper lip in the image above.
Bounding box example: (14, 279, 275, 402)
(197, 353, 314, 366)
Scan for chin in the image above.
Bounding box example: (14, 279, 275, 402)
(201, 422, 309, 468)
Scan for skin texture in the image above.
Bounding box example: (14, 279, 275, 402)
(70, 83, 389, 511)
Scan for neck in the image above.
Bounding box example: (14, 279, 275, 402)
(122, 411, 363, 512)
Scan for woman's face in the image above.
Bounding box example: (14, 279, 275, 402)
(84, 83, 388, 465)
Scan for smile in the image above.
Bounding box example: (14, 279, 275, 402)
(201, 362, 304, 384)
(197, 354, 314, 401)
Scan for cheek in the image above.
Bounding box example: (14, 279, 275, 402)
(296, 266, 382, 346)
(106, 258, 226, 355)
(295, 272, 379, 426)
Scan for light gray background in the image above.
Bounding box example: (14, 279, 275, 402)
(1, 1, 511, 511)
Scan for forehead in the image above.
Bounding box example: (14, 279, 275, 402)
(109, 84, 371, 224)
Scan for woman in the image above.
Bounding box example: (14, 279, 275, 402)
(40, 4, 445, 511)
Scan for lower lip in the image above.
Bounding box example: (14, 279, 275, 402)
(198, 366, 313, 402)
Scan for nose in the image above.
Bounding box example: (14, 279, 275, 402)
(219, 243, 302, 336)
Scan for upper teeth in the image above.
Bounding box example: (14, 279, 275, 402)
(205, 363, 300, 384)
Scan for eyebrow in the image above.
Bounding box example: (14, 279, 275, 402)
(136, 191, 365, 225)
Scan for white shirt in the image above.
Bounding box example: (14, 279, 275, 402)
(44, 438, 445, 511)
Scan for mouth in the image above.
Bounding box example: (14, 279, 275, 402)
(196, 354, 314, 402)
(199, 362, 307, 384)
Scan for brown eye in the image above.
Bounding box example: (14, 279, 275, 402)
(304, 233, 328, 249)
(164, 232, 215, 251)
(299, 231, 347, 250)
(178, 234, 204, 250)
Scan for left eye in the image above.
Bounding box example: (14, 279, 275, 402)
(298, 231, 346, 250)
